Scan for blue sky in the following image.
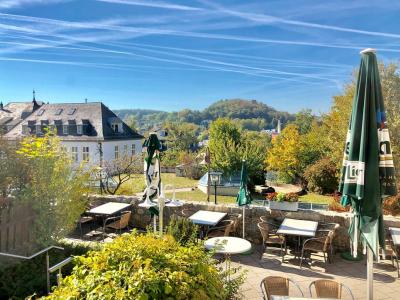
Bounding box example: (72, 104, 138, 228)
(0, 0, 399, 113)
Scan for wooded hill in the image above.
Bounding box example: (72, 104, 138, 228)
(115, 99, 294, 132)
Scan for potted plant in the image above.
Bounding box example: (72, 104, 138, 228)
(268, 192, 299, 211)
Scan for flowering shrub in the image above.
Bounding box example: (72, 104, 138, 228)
(46, 232, 236, 300)
(266, 192, 299, 202)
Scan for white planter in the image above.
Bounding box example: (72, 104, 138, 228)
(269, 201, 299, 212)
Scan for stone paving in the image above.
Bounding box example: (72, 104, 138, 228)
(226, 245, 400, 300)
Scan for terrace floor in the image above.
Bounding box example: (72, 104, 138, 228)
(227, 245, 400, 300)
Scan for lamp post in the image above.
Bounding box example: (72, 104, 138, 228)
(210, 172, 221, 205)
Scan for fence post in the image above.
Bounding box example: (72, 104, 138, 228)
(46, 251, 50, 294)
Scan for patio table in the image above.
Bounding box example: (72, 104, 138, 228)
(389, 227, 400, 246)
(277, 218, 318, 257)
(271, 297, 336, 300)
(88, 202, 131, 215)
(88, 202, 131, 238)
(189, 210, 227, 226)
(277, 218, 318, 237)
(205, 237, 251, 281)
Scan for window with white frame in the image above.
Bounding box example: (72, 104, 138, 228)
(60, 146, 67, 153)
(82, 146, 90, 161)
(71, 146, 78, 163)
(63, 125, 68, 135)
(114, 145, 119, 159)
(123, 144, 128, 156)
(131, 144, 136, 155)
(77, 125, 83, 135)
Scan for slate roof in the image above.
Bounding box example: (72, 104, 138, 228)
(0, 101, 42, 132)
(5, 102, 143, 141)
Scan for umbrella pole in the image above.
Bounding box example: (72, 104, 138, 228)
(242, 206, 245, 239)
(367, 247, 373, 300)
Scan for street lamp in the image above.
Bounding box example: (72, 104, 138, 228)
(210, 172, 222, 205)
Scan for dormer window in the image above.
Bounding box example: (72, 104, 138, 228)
(111, 123, 122, 133)
(77, 125, 83, 135)
(63, 125, 68, 135)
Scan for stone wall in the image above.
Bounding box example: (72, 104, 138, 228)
(89, 195, 400, 251)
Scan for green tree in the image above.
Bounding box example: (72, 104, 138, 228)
(293, 108, 315, 134)
(239, 131, 271, 183)
(164, 122, 199, 151)
(208, 118, 242, 176)
(380, 62, 400, 181)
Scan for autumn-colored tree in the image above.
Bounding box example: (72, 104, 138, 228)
(15, 132, 91, 246)
(266, 124, 303, 182)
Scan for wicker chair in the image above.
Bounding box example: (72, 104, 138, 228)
(258, 222, 286, 262)
(383, 237, 400, 278)
(260, 276, 303, 300)
(309, 280, 354, 299)
(227, 213, 242, 236)
(259, 216, 281, 231)
(206, 220, 234, 237)
(104, 211, 132, 234)
(300, 229, 335, 268)
(78, 214, 95, 238)
(181, 208, 196, 218)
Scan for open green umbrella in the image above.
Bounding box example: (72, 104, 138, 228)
(237, 160, 252, 239)
(339, 49, 397, 300)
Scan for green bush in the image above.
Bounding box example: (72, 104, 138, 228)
(0, 242, 93, 299)
(46, 232, 238, 300)
(166, 215, 199, 246)
(304, 157, 338, 194)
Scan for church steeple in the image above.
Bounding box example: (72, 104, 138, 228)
(32, 89, 40, 110)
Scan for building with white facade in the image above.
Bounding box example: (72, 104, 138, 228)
(2, 97, 143, 166)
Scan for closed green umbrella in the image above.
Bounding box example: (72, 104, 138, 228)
(141, 133, 162, 232)
(339, 49, 397, 300)
(237, 160, 252, 239)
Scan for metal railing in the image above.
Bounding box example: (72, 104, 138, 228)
(0, 245, 71, 294)
(49, 256, 73, 286)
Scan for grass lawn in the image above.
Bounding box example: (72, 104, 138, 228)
(116, 173, 198, 195)
(166, 189, 333, 205)
(116, 173, 333, 206)
(166, 189, 236, 204)
(299, 193, 333, 204)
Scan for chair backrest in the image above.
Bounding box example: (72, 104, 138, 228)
(221, 220, 234, 236)
(181, 209, 196, 218)
(119, 211, 131, 228)
(262, 276, 289, 299)
(310, 280, 341, 299)
(230, 214, 242, 233)
(323, 230, 335, 251)
(257, 222, 270, 241)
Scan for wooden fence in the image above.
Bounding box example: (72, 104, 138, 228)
(0, 203, 35, 256)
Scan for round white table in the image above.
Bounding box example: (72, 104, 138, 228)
(204, 237, 252, 282)
(204, 237, 252, 254)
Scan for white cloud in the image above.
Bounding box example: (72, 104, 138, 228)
(0, 0, 67, 9)
(96, 0, 202, 11)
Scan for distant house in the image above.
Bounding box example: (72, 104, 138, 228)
(0, 98, 43, 134)
(3, 97, 143, 166)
